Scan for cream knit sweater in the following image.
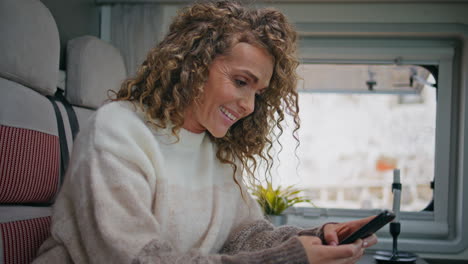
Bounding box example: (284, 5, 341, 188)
(33, 101, 321, 264)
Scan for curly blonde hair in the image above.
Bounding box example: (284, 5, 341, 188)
(112, 0, 300, 187)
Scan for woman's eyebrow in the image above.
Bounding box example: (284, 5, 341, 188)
(240, 69, 259, 83)
(239, 69, 269, 89)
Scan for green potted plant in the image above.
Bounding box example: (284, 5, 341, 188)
(250, 182, 313, 226)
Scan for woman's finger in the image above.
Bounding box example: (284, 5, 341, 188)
(347, 215, 377, 231)
(347, 239, 366, 264)
(323, 223, 341, 246)
(301, 239, 367, 264)
(334, 215, 379, 242)
(325, 239, 364, 259)
(363, 234, 378, 248)
(349, 247, 366, 264)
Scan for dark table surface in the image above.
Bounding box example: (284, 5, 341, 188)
(360, 253, 428, 264)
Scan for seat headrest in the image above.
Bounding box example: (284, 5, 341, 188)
(0, 0, 60, 96)
(66, 36, 127, 109)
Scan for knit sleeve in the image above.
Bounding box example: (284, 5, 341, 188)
(129, 172, 309, 264)
(133, 236, 308, 264)
(220, 219, 301, 253)
(217, 180, 324, 255)
(221, 219, 325, 254)
(131, 183, 310, 263)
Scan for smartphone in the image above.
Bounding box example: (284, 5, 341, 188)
(339, 210, 396, 245)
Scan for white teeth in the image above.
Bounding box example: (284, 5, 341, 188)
(220, 106, 236, 121)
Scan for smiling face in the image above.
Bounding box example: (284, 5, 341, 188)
(183, 42, 274, 138)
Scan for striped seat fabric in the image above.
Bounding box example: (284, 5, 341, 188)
(0, 217, 51, 264)
(0, 126, 59, 204)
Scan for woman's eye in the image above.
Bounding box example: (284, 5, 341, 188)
(256, 89, 266, 95)
(235, 79, 247, 87)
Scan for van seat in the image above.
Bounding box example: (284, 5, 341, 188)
(0, 0, 61, 263)
(66, 35, 127, 112)
(54, 35, 127, 162)
(0, 2, 126, 263)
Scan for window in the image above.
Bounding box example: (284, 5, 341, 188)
(277, 64, 436, 212)
(272, 37, 467, 254)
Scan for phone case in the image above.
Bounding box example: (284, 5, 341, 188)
(339, 210, 396, 245)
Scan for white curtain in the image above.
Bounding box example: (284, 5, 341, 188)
(110, 4, 165, 76)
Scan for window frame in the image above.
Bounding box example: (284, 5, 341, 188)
(286, 34, 467, 255)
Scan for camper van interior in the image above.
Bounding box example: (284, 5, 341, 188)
(1, 0, 468, 263)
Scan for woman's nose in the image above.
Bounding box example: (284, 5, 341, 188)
(238, 91, 255, 116)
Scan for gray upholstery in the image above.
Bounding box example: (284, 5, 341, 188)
(66, 36, 127, 109)
(74, 106, 95, 127)
(0, 0, 61, 135)
(0, 78, 58, 136)
(57, 70, 67, 91)
(54, 102, 94, 155)
(0, 0, 60, 96)
(0, 206, 52, 223)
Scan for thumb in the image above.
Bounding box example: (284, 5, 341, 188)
(326, 239, 364, 259)
(323, 224, 345, 246)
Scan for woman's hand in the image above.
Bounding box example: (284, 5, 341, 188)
(298, 236, 366, 264)
(321, 216, 379, 247)
(297, 216, 379, 263)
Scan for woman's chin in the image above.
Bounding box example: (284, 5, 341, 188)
(208, 128, 229, 138)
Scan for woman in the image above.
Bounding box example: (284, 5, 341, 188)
(34, 1, 377, 263)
